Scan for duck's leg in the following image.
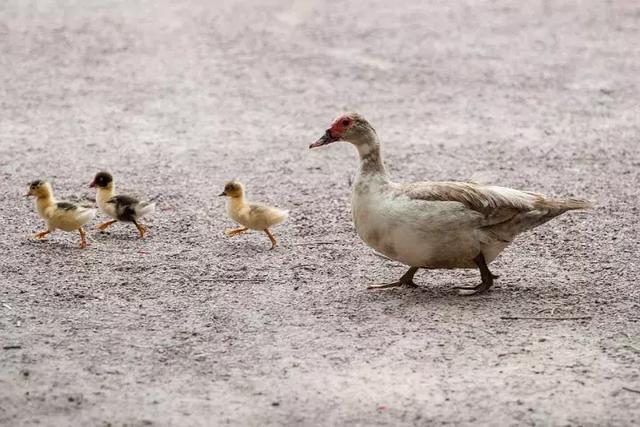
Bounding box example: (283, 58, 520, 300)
(96, 219, 117, 231)
(34, 230, 51, 239)
(225, 227, 248, 237)
(79, 227, 87, 249)
(367, 267, 419, 290)
(455, 253, 496, 296)
(264, 228, 277, 250)
(133, 220, 147, 238)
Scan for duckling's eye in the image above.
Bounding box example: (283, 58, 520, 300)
(342, 119, 350, 127)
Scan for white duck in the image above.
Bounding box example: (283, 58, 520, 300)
(309, 113, 592, 295)
(26, 180, 96, 248)
(89, 171, 155, 238)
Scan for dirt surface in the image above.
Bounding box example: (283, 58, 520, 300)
(1, 0, 639, 425)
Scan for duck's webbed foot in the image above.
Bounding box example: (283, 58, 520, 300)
(96, 220, 117, 231)
(34, 230, 50, 240)
(133, 221, 148, 238)
(367, 267, 419, 290)
(455, 253, 496, 296)
(225, 227, 248, 238)
(456, 282, 491, 295)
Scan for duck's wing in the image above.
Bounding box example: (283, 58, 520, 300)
(106, 195, 155, 221)
(248, 202, 285, 215)
(247, 202, 288, 227)
(51, 201, 95, 227)
(398, 181, 590, 240)
(55, 201, 78, 211)
(106, 195, 140, 221)
(248, 202, 269, 215)
(107, 195, 139, 206)
(400, 181, 542, 215)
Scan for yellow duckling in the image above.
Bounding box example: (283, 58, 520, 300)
(25, 180, 96, 248)
(219, 180, 288, 250)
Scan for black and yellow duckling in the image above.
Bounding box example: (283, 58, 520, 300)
(89, 171, 155, 238)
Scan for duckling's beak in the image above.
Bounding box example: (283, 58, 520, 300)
(24, 192, 31, 197)
(309, 129, 340, 149)
(89, 181, 96, 188)
(218, 191, 226, 197)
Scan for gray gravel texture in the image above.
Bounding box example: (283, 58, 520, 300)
(1, 0, 639, 425)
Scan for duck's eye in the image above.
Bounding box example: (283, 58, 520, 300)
(342, 119, 350, 127)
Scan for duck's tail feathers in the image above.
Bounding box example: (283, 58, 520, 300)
(77, 208, 97, 225)
(541, 197, 593, 212)
(485, 197, 592, 241)
(271, 209, 289, 226)
(135, 202, 156, 218)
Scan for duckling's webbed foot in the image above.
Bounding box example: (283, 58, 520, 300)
(455, 253, 495, 296)
(368, 267, 420, 290)
(34, 230, 50, 240)
(133, 221, 147, 238)
(225, 227, 248, 237)
(96, 220, 117, 231)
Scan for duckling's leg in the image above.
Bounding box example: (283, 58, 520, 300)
(34, 230, 51, 239)
(78, 227, 87, 249)
(225, 227, 248, 237)
(96, 219, 117, 231)
(133, 220, 147, 238)
(455, 253, 496, 296)
(367, 267, 419, 290)
(264, 228, 277, 250)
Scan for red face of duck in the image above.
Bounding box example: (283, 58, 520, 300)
(309, 115, 354, 148)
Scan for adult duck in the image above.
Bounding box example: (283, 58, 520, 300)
(310, 113, 591, 295)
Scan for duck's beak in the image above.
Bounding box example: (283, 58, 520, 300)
(218, 191, 226, 197)
(24, 192, 31, 197)
(309, 129, 340, 149)
(89, 181, 96, 188)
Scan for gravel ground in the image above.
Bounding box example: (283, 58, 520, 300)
(1, 0, 639, 425)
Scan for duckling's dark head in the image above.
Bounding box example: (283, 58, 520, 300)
(219, 180, 244, 198)
(90, 171, 113, 189)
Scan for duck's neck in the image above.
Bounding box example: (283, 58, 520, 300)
(36, 194, 55, 218)
(355, 138, 389, 182)
(97, 185, 115, 206)
(228, 195, 246, 213)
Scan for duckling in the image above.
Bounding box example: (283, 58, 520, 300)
(219, 180, 288, 250)
(310, 113, 592, 295)
(89, 171, 155, 238)
(25, 180, 96, 248)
